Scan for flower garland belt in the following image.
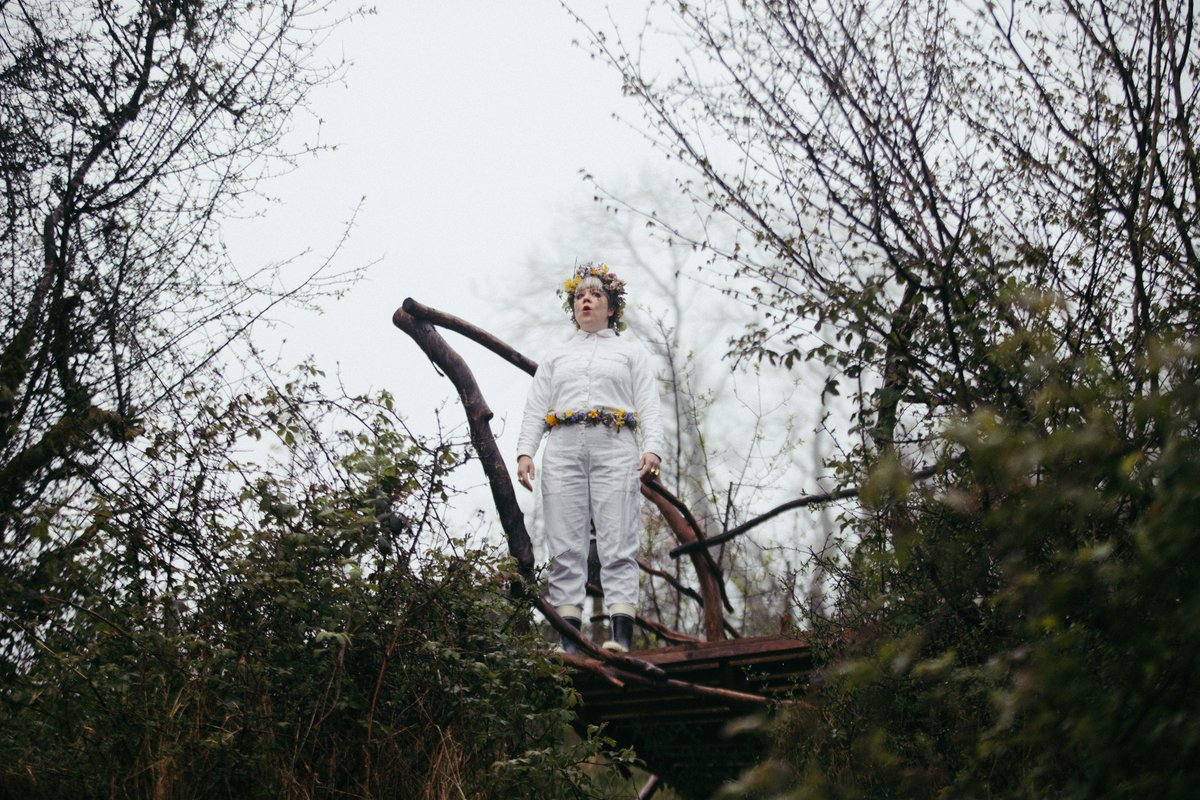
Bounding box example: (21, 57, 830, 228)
(544, 406, 638, 432)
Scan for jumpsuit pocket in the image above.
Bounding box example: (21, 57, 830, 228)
(538, 431, 578, 497)
(619, 437, 642, 497)
(625, 462, 641, 494)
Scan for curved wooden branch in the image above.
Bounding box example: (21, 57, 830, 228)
(669, 465, 940, 558)
(643, 477, 734, 615)
(642, 477, 708, 552)
(560, 651, 774, 707)
(392, 303, 536, 580)
(559, 651, 627, 687)
(403, 297, 537, 376)
(642, 482, 728, 640)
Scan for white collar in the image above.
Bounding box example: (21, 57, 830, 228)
(573, 327, 617, 340)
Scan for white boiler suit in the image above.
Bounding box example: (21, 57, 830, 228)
(517, 327, 664, 616)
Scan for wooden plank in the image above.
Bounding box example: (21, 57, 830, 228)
(569, 634, 816, 729)
(635, 634, 812, 664)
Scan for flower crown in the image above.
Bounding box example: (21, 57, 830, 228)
(559, 262, 627, 330)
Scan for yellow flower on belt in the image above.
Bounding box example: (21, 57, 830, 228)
(543, 406, 639, 431)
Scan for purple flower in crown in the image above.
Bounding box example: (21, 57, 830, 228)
(558, 261, 628, 331)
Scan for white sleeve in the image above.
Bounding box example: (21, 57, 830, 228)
(516, 353, 554, 459)
(630, 342, 665, 459)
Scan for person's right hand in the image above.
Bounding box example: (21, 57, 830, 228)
(517, 455, 535, 492)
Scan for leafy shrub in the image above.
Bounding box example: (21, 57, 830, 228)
(0, 381, 628, 799)
(730, 341, 1200, 799)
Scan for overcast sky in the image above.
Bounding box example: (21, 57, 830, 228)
(223, 5, 645, 385)
(221, 3, 667, 515)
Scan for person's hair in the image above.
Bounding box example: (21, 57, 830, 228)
(560, 263, 626, 330)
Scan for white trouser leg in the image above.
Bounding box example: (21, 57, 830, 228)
(587, 427, 641, 611)
(541, 426, 592, 610)
(541, 425, 642, 612)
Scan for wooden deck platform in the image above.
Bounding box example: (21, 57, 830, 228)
(568, 635, 815, 797)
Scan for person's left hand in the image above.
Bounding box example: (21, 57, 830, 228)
(638, 452, 662, 481)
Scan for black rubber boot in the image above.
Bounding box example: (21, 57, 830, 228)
(604, 614, 634, 653)
(559, 616, 582, 654)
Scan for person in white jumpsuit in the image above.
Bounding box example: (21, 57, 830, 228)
(516, 263, 664, 653)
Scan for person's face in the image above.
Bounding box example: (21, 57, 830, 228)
(573, 284, 613, 333)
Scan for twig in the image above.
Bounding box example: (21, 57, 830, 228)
(637, 557, 705, 608)
(636, 614, 704, 645)
(670, 465, 940, 557)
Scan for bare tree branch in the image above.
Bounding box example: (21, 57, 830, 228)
(671, 465, 940, 558)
